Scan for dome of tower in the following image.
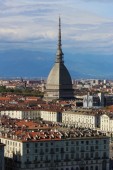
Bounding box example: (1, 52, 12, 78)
(46, 62, 72, 90)
(44, 17, 74, 101)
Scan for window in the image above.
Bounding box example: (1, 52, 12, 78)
(95, 145, 98, 150)
(66, 142, 68, 146)
(81, 146, 84, 152)
(56, 148, 59, 152)
(46, 155, 48, 161)
(66, 147, 68, 151)
(95, 152, 99, 158)
(61, 148, 64, 153)
(76, 147, 79, 151)
(86, 153, 89, 159)
(90, 146, 94, 151)
(71, 147, 75, 152)
(71, 141, 74, 144)
(34, 156, 37, 161)
(90, 166, 94, 170)
(104, 140, 106, 144)
(35, 149, 37, 153)
(45, 148, 48, 152)
(102, 160, 107, 170)
(35, 143, 37, 147)
(76, 141, 79, 146)
(103, 152, 107, 158)
(65, 154, 69, 160)
(40, 156, 43, 161)
(96, 140, 98, 144)
(26, 143, 29, 148)
(86, 167, 89, 170)
(35, 164, 38, 168)
(75, 153, 79, 160)
(71, 154, 74, 159)
(86, 146, 89, 150)
(40, 164, 43, 168)
(27, 149, 29, 154)
(95, 166, 98, 170)
(81, 153, 84, 159)
(45, 143, 48, 147)
(91, 153, 93, 158)
(26, 158, 29, 162)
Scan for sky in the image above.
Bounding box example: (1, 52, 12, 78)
(0, 0, 113, 78)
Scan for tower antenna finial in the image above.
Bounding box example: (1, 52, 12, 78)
(56, 16, 64, 63)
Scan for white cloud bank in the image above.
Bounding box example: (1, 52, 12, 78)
(0, 0, 113, 54)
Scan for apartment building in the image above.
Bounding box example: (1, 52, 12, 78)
(40, 110, 62, 122)
(0, 127, 110, 170)
(0, 110, 41, 120)
(0, 142, 5, 170)
(62, 110, 95, 129)
(62, 110, 113, 133)
(1, 108, 113, 133)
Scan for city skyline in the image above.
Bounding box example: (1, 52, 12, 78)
(0, 0, 113, 78)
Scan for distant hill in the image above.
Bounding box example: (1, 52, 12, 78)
(0, 49, 113, 79)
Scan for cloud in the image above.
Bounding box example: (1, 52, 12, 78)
(0, 0, 112, 55)
(82, 0, 113, 2)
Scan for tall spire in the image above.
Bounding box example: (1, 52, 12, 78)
(56, 17, 64, 63)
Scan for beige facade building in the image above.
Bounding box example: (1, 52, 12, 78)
(62, 111, 95, 129)
(0, 129, 110, 170)
(40, 110, 61, 122)
(1, 108, 113, 133)
(0, 110, 41, 120)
